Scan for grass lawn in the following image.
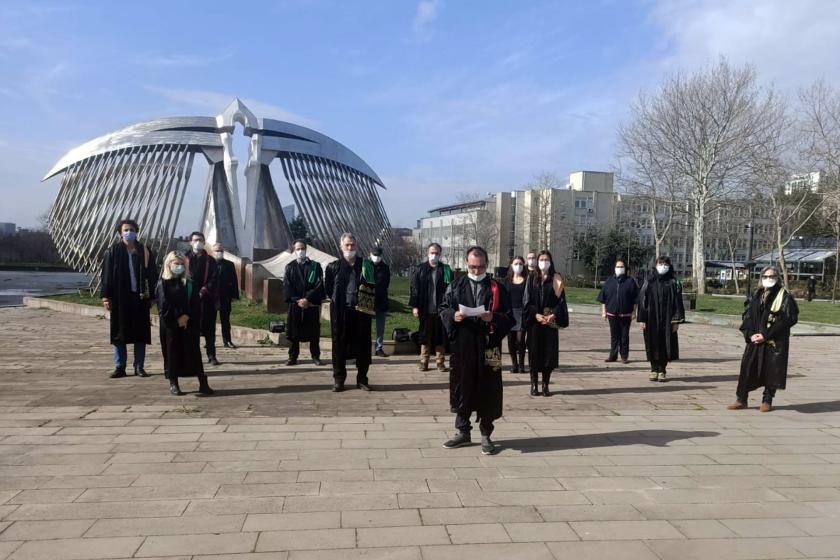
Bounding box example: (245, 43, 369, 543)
(41, 277, 840, 333)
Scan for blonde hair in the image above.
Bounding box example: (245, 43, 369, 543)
(161, 251, 190, 284)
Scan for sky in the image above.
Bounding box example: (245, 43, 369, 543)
(2, 0, 840, 233)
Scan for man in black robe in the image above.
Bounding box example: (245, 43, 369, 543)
(410, 242, 452, 372)
(439, 245, 513, 455)
(101, 219, 157, 378)
(324, 232, 379, 392)
(212, 243, 240, 349)
(284, 239, 325, 366)
(185, 231, 219, 366)
(729, 266, 798, 412)
(637, 256, 684, 382)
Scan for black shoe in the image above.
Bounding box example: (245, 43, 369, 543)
(437, 364, 450, 373)
(169, 383, 183, 396)
(542, 383, 551, 397)
(134, 367, 149, 378)
(605, 356, 618, 363)
(286, 359, 298, 366)
(375, 349, 388, 357)
(332, 383, 345, 392)
(209, 357, 220, 366)
(110, 368, 127, 379)
(357, 381, 372, 391)
(313, 358, 324, 366)
(198, 385, 215, 395)
(224, 341, 237, 349)
(443, 432, 471, 449)
(529, 373, 539, 396)
(481, 436, 499, 455)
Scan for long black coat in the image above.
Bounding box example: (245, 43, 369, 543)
(410, 262, 452, 346)
(215, 259, 240, 311)
(284, 258, 325, 343)
(738, 285, 798, 392)
(523, 274, 564, 372)
(100, 241, 157, 345)
(372, 261, 391, 313)
(186, 250, 218, 336)
(325, 258, 373, 364)
(637, 272, 685, 362)
(156, 278, 204, 379)
(439, 276, 513, 421)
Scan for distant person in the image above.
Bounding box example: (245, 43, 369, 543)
(729, 265, 798, 412)
(525, 250, 537, 274)
(156, 251, 213, 396)
(410, 242, 452, 372)
(806, 275, 817, 302)
(597, 258, 639, 363)
(212, 243, 239, 349)
(503, 255, 528, 373)
(185, 232, 219, 366)
(523, 250, 566, 396)
(284, 240, 325, 366)
(325, 233, 379, 392)
(637, 256, 685, 382)
(370, 246, 391, 358)
(439, 245, 513, 455)
(100, 219, 157, 378)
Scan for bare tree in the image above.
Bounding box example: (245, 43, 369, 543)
(621, 58, 784, 294)
(525, 173, 571, 265)
(452, 192, 499, 266)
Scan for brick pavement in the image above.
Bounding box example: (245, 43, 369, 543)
(1, 306, 839, 559)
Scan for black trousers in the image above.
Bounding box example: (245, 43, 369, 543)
(608, 316, 631, 360)
(219, 304, 232, 344)
(650, 359, 668, 373)
(456, 412, 493, 436)
(737, 385, 777, 404)
(289, 337, 320, 361)
(332, 309, 370, 385)
(201, 300, 217, 359)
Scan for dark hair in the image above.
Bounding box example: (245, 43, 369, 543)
(371, 246, 384, 256)
(650, 255, 674, 280)
(532, 250, 556, 287)
(465, 245, 488, 263)
(117, 219, 139, 233)
(292, 239, 307, 249)
(506, 256, 525, 282)
(190, 231, 205, 241)
(615, 258, 626, 267)
(427, 242, 442, 252)
(655, 255, 671, 266)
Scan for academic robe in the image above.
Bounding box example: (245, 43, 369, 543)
(439, 276, 513, 421)
(523, 274, 565, 372)
(185, 250, 218, 338)
(100, 241, 157, 345)
(324, 258, 373, 375)
(409, 262, 452, 347)
(215, 259, 240, 312)
(156, 278, 204, 379)
(737, 285, 798, 393)
(284, 258, 325, 343)
(637, 272, 685, 363)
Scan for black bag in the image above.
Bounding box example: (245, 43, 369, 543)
(555, 292, 569, 329)
(393, 327, 411, 343)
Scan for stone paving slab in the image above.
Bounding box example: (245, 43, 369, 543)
(1, 306, 840, 558)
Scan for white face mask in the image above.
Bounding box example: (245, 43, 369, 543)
(295, 249, 306, 259)
(512, 264, 524, 275)
(656, 264, 669, 275)
(170, 264, 185, 276)
(192, 241, 204, 252)
(762, 278, 778, 289)
(538, 260, 551, 271)
(428, 254, 440, 264)
(527, 258, 536, 269)
(214, 252, 224, 261)
(343, 250, 356, 259)
(467, 272, 486, 282)
(370, 255, 382, 264)
(615, 267, 625, 276)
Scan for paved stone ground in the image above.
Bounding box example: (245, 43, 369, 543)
(1, 306, 840, 559)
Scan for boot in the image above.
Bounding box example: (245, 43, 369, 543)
(518, 351, 527, 374)
(510, 352, 519, 374)
(529, 371, 539, 396)
(542, 372, 551, 397)
(169, 381, 183, 396)
(197, 374, 214, 395)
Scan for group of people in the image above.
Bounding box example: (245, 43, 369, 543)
(101, 218, 800, 455)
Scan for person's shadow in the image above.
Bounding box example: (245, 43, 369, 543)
(773, 400, 840, 413)
(502, 429, 719, 453)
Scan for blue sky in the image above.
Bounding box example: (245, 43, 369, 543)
(2, 0, 840, 231)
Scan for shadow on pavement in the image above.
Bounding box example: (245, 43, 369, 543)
(774, 400, 840, 413)
(502, 429, 719, 453)
(557, 384, 714, 395)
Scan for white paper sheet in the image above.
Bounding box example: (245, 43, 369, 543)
(458, 304, 487, 317)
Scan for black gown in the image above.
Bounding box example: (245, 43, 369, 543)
(637, 272, 685, 364)
(100, 242, 157, 345)
(185, 250, 218, 340)
(284, 259, 325, 343)
(156, 278, 204, 380)
(410, 262, 452, 347)
(523, 274, 564, 372)
(324, 258, 374, 382)
(439, 276, 513, 421)
(737, 285, 798, 395)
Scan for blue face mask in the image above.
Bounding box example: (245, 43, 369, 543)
(122, 230, 137, 242)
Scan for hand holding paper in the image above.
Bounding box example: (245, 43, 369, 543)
(458, 304, 487, 318)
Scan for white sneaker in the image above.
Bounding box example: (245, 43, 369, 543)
(657, 371, 667, 382)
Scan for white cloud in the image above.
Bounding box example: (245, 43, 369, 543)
(144, 86, 319, 128)
(413, 0, 441, 40)
(133, 51, 234, 68)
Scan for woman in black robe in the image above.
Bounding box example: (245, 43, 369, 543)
(156, 251, 213, 396)
(523, 250, 566, 397)
(503, 256, 528, 373)
(728, 265, 798, 412)
(637, 256, 685, 382)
